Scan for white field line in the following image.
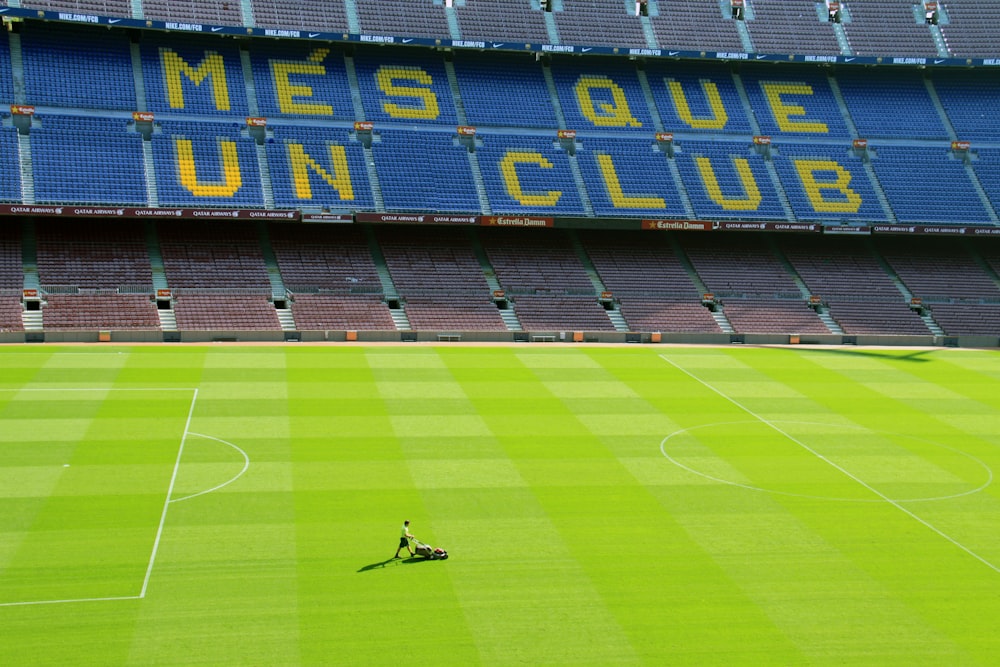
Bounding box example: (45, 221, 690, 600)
(0, 387, 211, 608)
(139, 388, 198, 598)
(0, 595, 141, 608)
(659, 354, 1000, 574)
(169, 432, 250, 503)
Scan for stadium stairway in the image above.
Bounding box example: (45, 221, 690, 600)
(143, 222, 169, 291)
(666, 232, 735, 333)
(469, 230, 521, 331)
(364, 227, 409, 330)
(866, 238, 943, 335)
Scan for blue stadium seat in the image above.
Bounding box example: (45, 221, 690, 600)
(576, 138, 683, 217)
(266, 125, 374, 210)
(141, 35, 249, 116)
(451, 51, 558, 129)
(352, 49, 458, 125)
(372, 130, 479, 213)
(930, 70, 1000, 143)
(32, 116, 146, 205)
(772, 143, 888, 222)
(0, 121, 20, 202)
(477, 133, 584, 215)
(740, 65, 851, 139)
(152, 121, 263, 207)
(870, 146, 992, 224)
(968, 149, 1000, 218)
(249, 42, 356, 120)
(20, 24, 136, 111)
(548, 57, 653, 132)
(674, 140, 787, 220)
(0, 30, 13, 105)
(643, 61, 754, 136)
(837, 68, 948, 140)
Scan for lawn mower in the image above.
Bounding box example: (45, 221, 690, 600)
(412, 539, 448, 560)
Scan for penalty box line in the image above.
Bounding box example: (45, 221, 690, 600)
(0, 387, 199, 608)
(658, 355, 1000, 575)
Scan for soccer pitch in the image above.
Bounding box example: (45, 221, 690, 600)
(1, 344, 999, 665)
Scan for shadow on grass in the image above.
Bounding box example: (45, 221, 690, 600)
(783, 347, 938, 363)
(357, 556, 432, 572)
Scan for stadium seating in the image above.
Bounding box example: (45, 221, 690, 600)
(744, 0, 842, 56)
(375, 225, 489, 295)
(648, 0, 745, 53)
(842, 0, 939, 57)
(868, 146, 992, 224)
(673, 141, 787, 220)
(249, 41, 355, 120)
(41, 293, 160, 330)
(771, 142, 887, 223)
(17, 1, 131, 15)
(835, 68, 949, 140)
(20, 23, 135, 110)
(551, 0, 647, 49)
(971, 149, 1000, 219)
(35, 220, 153, 290)
(355, 0, 451, 40)
(0, 123, 21, 203)
(151, 121, 264, 208)
(479, 227, 594, 294)
(351, 48, 457, 125)
(453, 0, 550, 43)
(874, 236, 1000, 301)
(451, 51, 558, 129)
(372, 130, 480, 213)
(575, 138, 682, 217)
(268, 222, 381, 294)
(289, 293, 394, 331)
(0, 297, 24, 332)
(31, 116, 147, 206)
(250, 0, 350, 32)
(142, 0, 242, 27)
(643, 61, 754, 136)
(739, 65, 851, 139)
(173, 294, 281, 330)
(938, 1, 1000, 58)
(477, 133, 583, 215)
(778, 234, 931, 335)
(266, 125, 374, 211)
(156, 221, 271, 291)
(140, 34, 250, 115)
(930, 70, 1000, 143)
(0, 27, 15, 105)
(548, 56, 653, 132)
(0, 223, 22, 291)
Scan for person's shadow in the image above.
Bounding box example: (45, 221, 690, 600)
(357, 556, 431, 572)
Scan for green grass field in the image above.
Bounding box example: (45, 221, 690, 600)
(1, 344, 999, 666)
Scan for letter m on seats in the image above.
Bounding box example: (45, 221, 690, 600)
(161, 48, 232, 111)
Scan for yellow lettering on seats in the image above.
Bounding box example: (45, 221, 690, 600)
(666, 79, 728, 130)
(596, 154, 665, 208)
(271, 48, 335, 116)
(574, 75, 642, 128)
(694, 156, 762, 210)
(175, 138, 242, 197)
(288, 143, 354, 200)
(377, 66, 440, 120)
(161, 49, 232, 111)
(794, 159, 862, 212)
(761, 82, 828, 133)
(500, 151, 562, 206)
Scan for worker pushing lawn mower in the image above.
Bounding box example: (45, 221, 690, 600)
(394, 520, 448, 560)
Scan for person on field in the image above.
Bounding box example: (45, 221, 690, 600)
(395, 520, 414, 558)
